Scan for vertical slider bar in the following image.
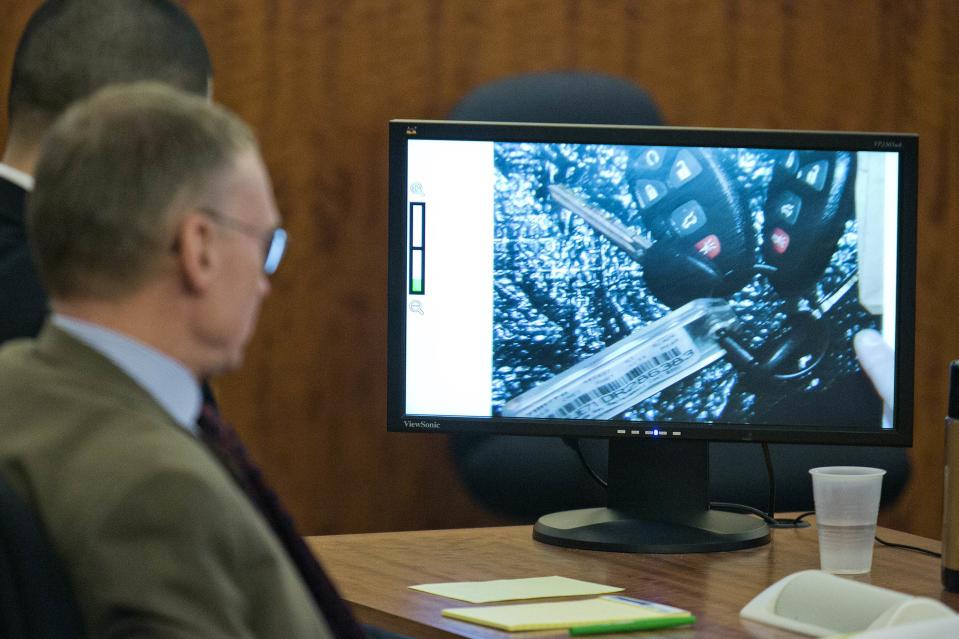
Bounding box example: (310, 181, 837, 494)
(409, 202, 425, 294)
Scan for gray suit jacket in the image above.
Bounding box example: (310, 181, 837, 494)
(0, 325, 333, 638)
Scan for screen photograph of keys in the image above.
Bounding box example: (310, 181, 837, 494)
(491, 142, 889, 431)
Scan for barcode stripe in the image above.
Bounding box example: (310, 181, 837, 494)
(557, 346, 684, 417)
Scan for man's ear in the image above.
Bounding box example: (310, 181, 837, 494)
(175, 212, 216, 294)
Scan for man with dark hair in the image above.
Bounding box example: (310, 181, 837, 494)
(0, 0, 212, 343)
(0, 81, 363, 638)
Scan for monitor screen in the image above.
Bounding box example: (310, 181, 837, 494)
(387, 120, 917, 552)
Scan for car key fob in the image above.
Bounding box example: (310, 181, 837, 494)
(628, 147, 754, 308)
(642, 239, 724, 310)
(761, 150, 856, 297)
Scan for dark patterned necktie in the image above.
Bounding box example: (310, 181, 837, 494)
(196, 403, 367, 639)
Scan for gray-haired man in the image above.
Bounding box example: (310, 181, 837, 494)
(0, 82, 359, 639)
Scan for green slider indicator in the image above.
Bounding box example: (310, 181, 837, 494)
(409, 202, 425, 295)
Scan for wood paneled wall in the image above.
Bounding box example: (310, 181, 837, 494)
(2, 1, 958, 539)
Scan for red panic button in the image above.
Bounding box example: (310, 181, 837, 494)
(770, 228, 790, 254)
(695, 234, 721, 259)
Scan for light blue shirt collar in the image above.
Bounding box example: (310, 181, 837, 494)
(52, 314, 202, 434)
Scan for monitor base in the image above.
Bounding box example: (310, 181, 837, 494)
(533, 507, 770, 553)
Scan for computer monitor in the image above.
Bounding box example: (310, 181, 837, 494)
(387, 120, 917, 553)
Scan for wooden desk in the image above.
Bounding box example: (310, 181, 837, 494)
(308, 524, 959, 638)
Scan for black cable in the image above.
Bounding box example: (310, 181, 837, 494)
(563, 437, 607, 488)
(710, 501, 779, 526)
(758, 444, 810, 528)
(711, 501, 810, 529)
(874, 536, 941, 558)
(762, 443, 776, 519)
(787, 512, 939, 557)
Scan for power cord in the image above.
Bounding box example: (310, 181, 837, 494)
(874, 536, 941, 558)
(706, 440, 804, 529)
(565, 437, 608, 489)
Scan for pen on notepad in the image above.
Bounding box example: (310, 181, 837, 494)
(569, 614, 697, 635)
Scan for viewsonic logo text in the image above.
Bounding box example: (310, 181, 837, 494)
(404, 420, 441, 430)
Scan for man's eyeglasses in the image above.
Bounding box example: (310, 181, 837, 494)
(199, 207, 287, 275)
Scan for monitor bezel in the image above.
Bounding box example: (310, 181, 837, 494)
(387, 119, 917, 447)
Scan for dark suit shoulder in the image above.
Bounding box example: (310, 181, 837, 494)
(0, 176, 26, 228)
(0, 177, 48, 344)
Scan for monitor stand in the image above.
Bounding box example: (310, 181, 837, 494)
(533, 438, 770, 553)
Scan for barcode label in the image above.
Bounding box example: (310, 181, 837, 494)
(557, 347, 684, 417)
(514, 326, 700, 420)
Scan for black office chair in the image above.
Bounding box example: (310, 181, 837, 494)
(447, 71, 909, 521)
(0, 474, 86, 638)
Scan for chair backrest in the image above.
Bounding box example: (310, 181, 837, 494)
(449, 71, 663, 125)
(0, 474, 86, 638)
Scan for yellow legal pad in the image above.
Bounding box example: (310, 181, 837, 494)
(410, 576, 623, 604)
(442, 595, 691, 632)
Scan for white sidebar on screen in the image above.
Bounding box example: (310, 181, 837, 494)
(881, 151, 899, 350)
(854, 150, 900, 429)
(405, 140, 494, 417)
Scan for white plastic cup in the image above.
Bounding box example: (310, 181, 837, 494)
(809, 466, 886, 574)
